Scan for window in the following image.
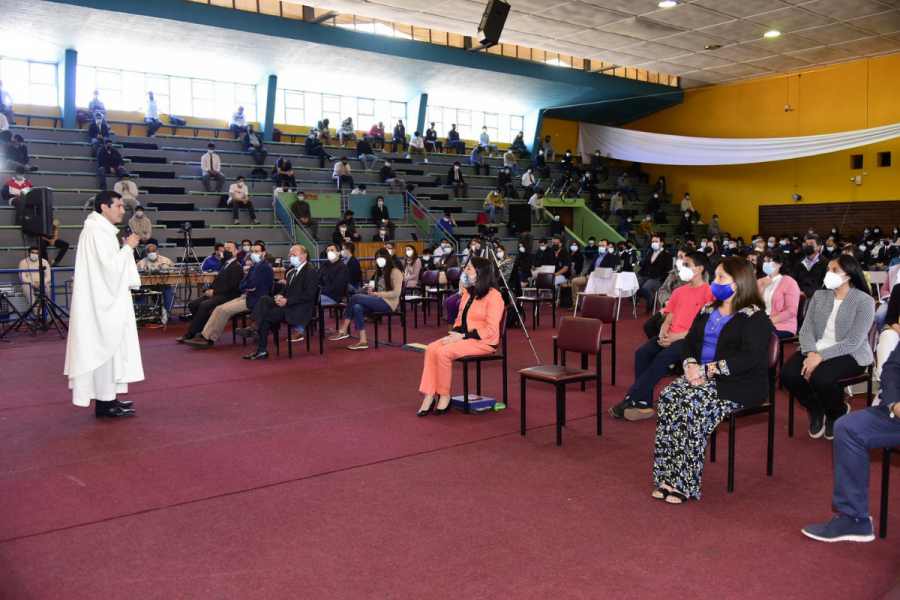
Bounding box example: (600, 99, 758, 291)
(275, 89, 405, 132)
(878, 152, 891, 167)
(0, 57, 58, 107)
(851, 154, 863, 169)
(428, 105, 524, 143)
(283, 90, 304, 126)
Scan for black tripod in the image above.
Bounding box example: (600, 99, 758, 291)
(163, 224, 200, 331)
(1, 238, 69, 339)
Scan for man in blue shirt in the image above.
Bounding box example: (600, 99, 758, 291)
(201, 243, 225, 272)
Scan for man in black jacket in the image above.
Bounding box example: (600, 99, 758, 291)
(792, 234, 828, 297)
(371, 196, 395, 240)
(637, 234, 671, 313)
(177, 242, 243, 343)
(237, 245, 319, 358)
(497, 167, 518, 199)
(391, 120, 407, 153)
(242, 125, 268, 165)
(446, 124, 465, 155)
(305, 132, 333, 168)
(357, 134, 377, 171)
(5, 134, 36, 172)
(532, 238, 555, 270)
(379, 159, 405, 194)
(319, 243, 349, 305)
(87, 114, 111, 157)
(446, 161, 468, 198)
(97, 139, 127, 190)
(342, 242, 362, 289)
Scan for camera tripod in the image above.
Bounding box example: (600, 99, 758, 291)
(163, 225, 201, 332)
(0, 238, 69, 340)
(484, 239, 540, 365)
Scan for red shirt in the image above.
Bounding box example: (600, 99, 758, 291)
(369, 125, 384, 136)
(664, 283, 715, 334)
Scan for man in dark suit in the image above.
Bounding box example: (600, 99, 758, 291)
(177, 241, 243, 343)
(792, 234, 829, 298)
(637, 234, 672, 314)
(446, 162, 468, 198)
(372, 225, 391, 243)
(342, 242, 362, 289)
(237, 245, 319, 359)
(370, 196, 395, 240)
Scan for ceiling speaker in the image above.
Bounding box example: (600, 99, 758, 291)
(477, 0, 510, 48)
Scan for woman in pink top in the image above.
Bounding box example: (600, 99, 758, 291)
(758, 251, 801, 339)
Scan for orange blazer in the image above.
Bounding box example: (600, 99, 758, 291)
(454, 288, 505, 346)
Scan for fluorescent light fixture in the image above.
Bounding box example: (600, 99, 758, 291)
(763, 30, 782, 38)
(658, 1, 678, 7)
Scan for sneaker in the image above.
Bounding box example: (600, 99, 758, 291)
(609, 397, 637, 419)
(328, 331, 349, 341)
(234, 219, 240, 225)
(809, 412, 826, 438)
(801, 513, 874, 543)
(424, 159, 428, 163)
(824, 403, 852, 440)
(290, 332, 305, 343)
(625, 403, 655, 421)
(252, 219, 260, 225)
(405, 155, 411, 159)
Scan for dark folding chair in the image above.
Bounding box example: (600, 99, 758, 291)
(517, 272, 556, 330)
(787, 324, 877, 437)
(709, 332, 779, 492)
(406, 271, 440, 328)
(433, 267, 461, 323)
(580, 294, 619, 386)
(328, 282, 352, 331)
(231, 311, 250, 346)
(454, 309, 508, 414)
(370, 281, 408, 348)
(519, 317, 604, 446)
(272, 288, 324, 357)
(777, 292, 808, 389)
(881, 446, 899, 538)
(416, 270, 443, 326)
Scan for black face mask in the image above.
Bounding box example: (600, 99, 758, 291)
(704, 247, 713, 254)
(803, 245, 816, 256)
(222, 250, 233, 261)
(552, 243, 560, 251)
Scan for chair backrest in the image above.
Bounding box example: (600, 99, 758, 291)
(422, 270, 440, 287)
(868, 323, 878, 353)
(796, 292, 808, 327)
(498, 307, 508, 341)
(767, 331, 779, 368)
(557, 316, 603, 355)
(535, 272, 555, 290)
(446, 267, 461, 285)
(581, 294, 617, 324)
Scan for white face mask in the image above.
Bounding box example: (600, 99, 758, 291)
(497, 252, 505, 259)
(237, 182, 244, 188)
(377, 202, 384, 207)
(208, 149, 214, 154)
(327, 251, 337, 261)
(675, 259, 684, 270)
(14, 176, 24, 182)
(290, 256, 302, 268)
(570, 245, 577, 252)
(678, 266, 695, 282)
(519, 246, 525, 252)
(405, 249, 414, 257)
(376, 257, 387, 268)
(147, 252, 158, 261)
(379, 231, 387, 237)
(298, 196, 304, 201)
(135, 212, 144, 219)
(823, 271, 847, 290)
(340, 250, 347, 258)
(339, 228, 347, 234)
(29, 254, 39, 262)
(243, 245, 251, 253)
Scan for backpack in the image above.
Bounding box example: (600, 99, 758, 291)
(272, 128, 282, 142)
(557, 283, 574, 308)
(168, 115, 187, 126)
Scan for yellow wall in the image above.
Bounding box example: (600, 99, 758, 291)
(540, 117, 579, 155)
(623, 55, 900, 238)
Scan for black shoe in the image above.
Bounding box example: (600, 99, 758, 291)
(433, 397, 453, 415)
(185, 335, 214, 348)
(235, 327, 260, 340)
(417, 399, 436, 417)
(115, 399, 133, 408)
(175, 333, 194, 344)
(825, 403, 851, 440)
(95, 401, 135, 418)
(243, 349, 269, 360)
(609, 397, 636, 419)
(809, 412, 826, 439)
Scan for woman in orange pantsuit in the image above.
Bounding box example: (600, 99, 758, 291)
(417, 257, 505, 416)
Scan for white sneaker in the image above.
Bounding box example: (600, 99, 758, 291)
(405, 155, 411, 159)
(234, 219, 239, 225)
(424, 159, 428, 163)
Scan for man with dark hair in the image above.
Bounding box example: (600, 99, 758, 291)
(792, 234, 828, 297)
(274, 157, 296, 188)
(178, 241, 243, 344)
(446, 124, 465, 155)
(201, 243, 226, 272)
(379, 159, 405, 193)
(186, 241, 274, 348)
(532, 237, 555, 271)
(469, 145, 489, 176)
(371, 196, 395, 240)
(237, 245, 319, 358)
(357, 133, 377, 171)
(342, 241, 362, 289)
(201, 143, 225, 193)
(2, 165, 32, 207)
(65, 190, 143, 418)
(96, 139, 127, 190)
(5, 134, 36, 172)
(610, 251, 714, 420)
(637, 234, 671, 314)
(242, 124, 268, 165)
(342, 210, 362, 242)
(424, 122, 443, 153)
(290, 190, 318, 239)
(229, 175, 259, 225)
(446, 161, 468, 198)
(304, 132, 333, 168)
(550, 235, 571, 286)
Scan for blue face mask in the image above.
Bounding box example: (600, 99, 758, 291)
(290, 256, 301, 267)
(711, 281, 735, 301)
(598, 247, 607, 254)
(460, 272, 473, 287)
(762, 262, 777, 276)
(250, 253, 261, 264)
(651, 242, 660, 251)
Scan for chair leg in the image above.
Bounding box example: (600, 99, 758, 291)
(881, 448, 891, 539)
(611, 328, 617, 386)
(710, 428, 717, 463)
(520, 376, 527, 435)
(581, 354, 588, 392)
(373, 318, 379, 349)
(556, 383, 565, 446)
(402, 312, 407, 345)
(727, 414, 736, 493)
(476, 362, 482, 396)
(319, 317, 325, 355)
(502, 354, 508, 408)
(767, 406, 775, 477)
(273, 325, 280, 356)
(596, 373, 602, 436)
(387, 316, 392, 343)
(788, 393, 795, 438)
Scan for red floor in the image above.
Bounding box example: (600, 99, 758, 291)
(0, 310, 897, 599)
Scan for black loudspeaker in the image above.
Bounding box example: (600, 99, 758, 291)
(16, 187, 54, 237)
(478, 0, 510, 47)
(508, 203, 531, 234)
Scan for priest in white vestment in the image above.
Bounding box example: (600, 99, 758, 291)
(64, 191, 144, 417)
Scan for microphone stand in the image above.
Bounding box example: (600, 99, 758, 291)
(484, 240, 541, 365)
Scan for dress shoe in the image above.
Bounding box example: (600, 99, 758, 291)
(185, 335, 214, 348)
(95, 402, 136, 418)
(115, 399, 133, 408)
(417, 399, 436, 417)
(328, 331, 349, 341)
(433, 396, 453, 415)
(348, 341, 368, 350)
(243, 348, 269, 360)
(175, 333, 194, 344)
(236, 327, 260, 340)
(290, 331, 305, 343)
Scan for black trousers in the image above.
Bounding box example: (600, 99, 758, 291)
(644, 311, 664, 339)
(187, 295, 231, 336)
(41, 238, 69, 264)
(780, 352, 866, 421)
(275, 173, 297, 188)
(233, 200, 256, 221)
(472, 163, 490, 176)
(250, 295, 286, 352)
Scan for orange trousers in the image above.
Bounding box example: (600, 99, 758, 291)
(419, 338, 495, 396)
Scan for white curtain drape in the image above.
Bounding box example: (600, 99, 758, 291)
(577, 122, 900, 166)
